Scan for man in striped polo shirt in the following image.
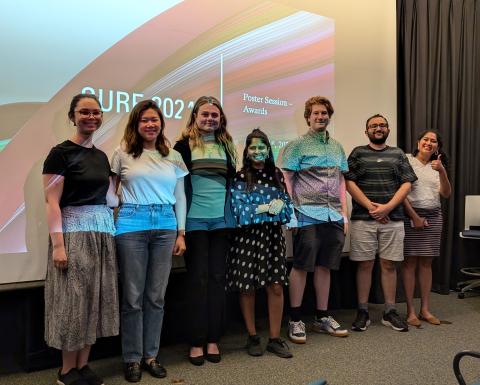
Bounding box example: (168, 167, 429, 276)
(345, 114, 417, 332)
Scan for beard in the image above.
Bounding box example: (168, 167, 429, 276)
(368, 131, 389, 144)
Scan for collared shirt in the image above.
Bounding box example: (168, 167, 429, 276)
(279, 130, 348, 224)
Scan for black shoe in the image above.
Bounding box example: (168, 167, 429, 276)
(124, 362, 142, 383)
(57, 368, 89, 385)
(206, 353, 221, 363)
(266, 338, 293, 359)
(246, 335, 264, 357)
(352, 309, 371, 332)
(78, 365, 104, 385)
(142, 359, 167, 378)
(189, 354, 205, 366)
(382, 309, 409, 332)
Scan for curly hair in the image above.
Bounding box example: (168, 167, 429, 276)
(304, 96, 334, 125)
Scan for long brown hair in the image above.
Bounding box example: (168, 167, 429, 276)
(180, 96, 236, 163)
(122, 100, 170, 158)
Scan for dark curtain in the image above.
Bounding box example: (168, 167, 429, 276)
(397, 0, 480, 293)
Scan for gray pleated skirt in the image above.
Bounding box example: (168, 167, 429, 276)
(44, 205, 119, 351)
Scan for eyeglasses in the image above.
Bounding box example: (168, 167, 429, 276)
(368, 123, 388, 129)
(75, 109, 103, 118)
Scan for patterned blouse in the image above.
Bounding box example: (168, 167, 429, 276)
(230, 168, 293, 226)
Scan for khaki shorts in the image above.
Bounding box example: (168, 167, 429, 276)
(349, 220, 405, 262)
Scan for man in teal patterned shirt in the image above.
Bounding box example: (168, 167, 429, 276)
(280, 96, 349, 344)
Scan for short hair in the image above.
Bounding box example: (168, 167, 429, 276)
(304, 96, 334, 125)
(365, 114, 389, 129)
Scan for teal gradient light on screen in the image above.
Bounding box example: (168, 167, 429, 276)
(0, 0, 183, 105)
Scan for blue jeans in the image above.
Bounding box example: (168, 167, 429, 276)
(116, 229, 177, 362)
(185, 216, 227, 232)
(116, 204, 177, 236)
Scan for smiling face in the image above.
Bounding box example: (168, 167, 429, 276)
(366, 116, 390, 144)
(72, 97, 103, 136)
(417, 131, 439, 156)
(247, 137, 269, 167)
(137, 108, 161, 146)
(308, 104, 330, 132)
(195, 103, 221, 134)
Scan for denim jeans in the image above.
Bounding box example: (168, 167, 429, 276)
(116, 229, 177, 362)
(116, 204, 177, 236)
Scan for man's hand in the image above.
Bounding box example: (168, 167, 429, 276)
(369, 202, 392, 221)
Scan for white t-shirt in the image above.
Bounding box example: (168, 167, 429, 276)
(406, 154, 441, 209)
(111, 146, 188, 205)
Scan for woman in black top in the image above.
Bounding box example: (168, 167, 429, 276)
(43, 93, 119, 385)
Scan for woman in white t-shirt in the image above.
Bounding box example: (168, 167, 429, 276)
(401, 130, 451, 327)
(111, 100, 188, 382)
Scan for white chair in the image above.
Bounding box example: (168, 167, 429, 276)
(457, 195, 480, 299)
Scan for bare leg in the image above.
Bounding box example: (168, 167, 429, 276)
(356, 260, 375, 304)
(313, 266, 330, 311)
(239, 291, 257, 335)
(76, 344, 91, 369)
(401, 256, 419, 320)
(190, 346, 204, 358)
(61, 350, 78, 374)
(418, 256, 435, 318)
(380, 258, 397, 305)
(206, 343, 219, 355)
(288, 268, 307, 307)
(266, 284, 284, 339)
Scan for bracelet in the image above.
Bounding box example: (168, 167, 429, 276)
(177, 230, 186, 237)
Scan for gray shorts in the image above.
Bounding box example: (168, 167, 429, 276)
(349, 220, 405, 262)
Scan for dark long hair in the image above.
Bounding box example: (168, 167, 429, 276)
(241, 128, 285, 192)
(122, 100, 169, 158)
(412, 129, 449, 168)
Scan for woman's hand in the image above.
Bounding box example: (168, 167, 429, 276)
(431, 154, 445, 174)
(411, 216, 429, 230)
(173, 234, 186, 256)
(268, 199, 285, 215)
(53, 245, 68, 269)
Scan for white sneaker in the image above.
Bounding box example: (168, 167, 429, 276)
(288, 320, 306, 344)
(312, 316, 349, 337)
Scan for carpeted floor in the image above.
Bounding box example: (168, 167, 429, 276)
(1, 292, 480, 385)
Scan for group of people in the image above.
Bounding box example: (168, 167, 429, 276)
(42, 93, 451, 385)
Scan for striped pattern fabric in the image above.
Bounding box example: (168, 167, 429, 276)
(404, 207, 443, 257)
(345, 145, 417, 221)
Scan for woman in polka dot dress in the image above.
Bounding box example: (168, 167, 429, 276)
(227, 128, 294, 358)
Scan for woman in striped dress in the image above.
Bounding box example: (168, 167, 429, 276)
(401, 130, 451, 327)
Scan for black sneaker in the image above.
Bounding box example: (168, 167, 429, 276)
(57, 368, 89, 385)
(352, 309, 371, 332)
(246, 334, 264, 357)
(142, 359, 167, 378)
(78, 365, 104, 385)
(124, 362, 142, 383)
(382, 309, 409, 332)
(266, 338, 293, 359)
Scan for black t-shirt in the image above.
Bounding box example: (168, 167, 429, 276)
(43, 140, 111, 208)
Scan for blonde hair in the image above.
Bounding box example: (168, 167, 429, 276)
(180, 96, 236, 163)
